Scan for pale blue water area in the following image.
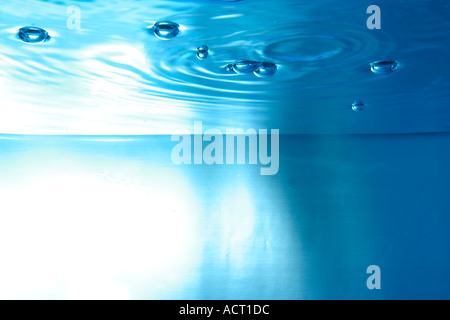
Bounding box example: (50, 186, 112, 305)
(0, 0, 450, 299)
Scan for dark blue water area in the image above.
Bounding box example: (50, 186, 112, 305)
(1, 133, 449, 299)
(281, 133, 450, 299)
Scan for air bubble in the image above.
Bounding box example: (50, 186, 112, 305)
(254, 62, 277, 78)
(351, 101, 365, 111)
(17, 26, 49, 44)
(370, 60, 398, 74)
(224, 60, 278, 78)
(232, 60, 262, 74)
(153, 21, 180, 40)
(197, 45, 209, 60)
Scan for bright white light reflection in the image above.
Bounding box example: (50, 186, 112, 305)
(0, 41, 195, 135)
(0, 169, 200, 299)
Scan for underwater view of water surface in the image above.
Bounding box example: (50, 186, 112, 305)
(0, 0, 450, 300)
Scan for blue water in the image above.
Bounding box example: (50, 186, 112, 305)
(0, 0, 450, 299)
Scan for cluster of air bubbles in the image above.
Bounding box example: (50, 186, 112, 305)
(152, 21, 180, 40)
(14, 20, 402, 118)
(351, 101, 365, 112)
(232, 60, 261, 74)
(370, 60, 399, 74)
(196, 45, 209, 60)
(16, 26, 50, 44)
(226, 60, 277, 78)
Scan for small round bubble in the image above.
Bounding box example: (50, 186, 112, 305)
(254, 62, 277, 78)
(370, 60, 399, 74)
(17, 26, 49, 44)
(351, 101, 365, 111)
(196, 45, 209, 60)
(153, 21, 180, 40)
